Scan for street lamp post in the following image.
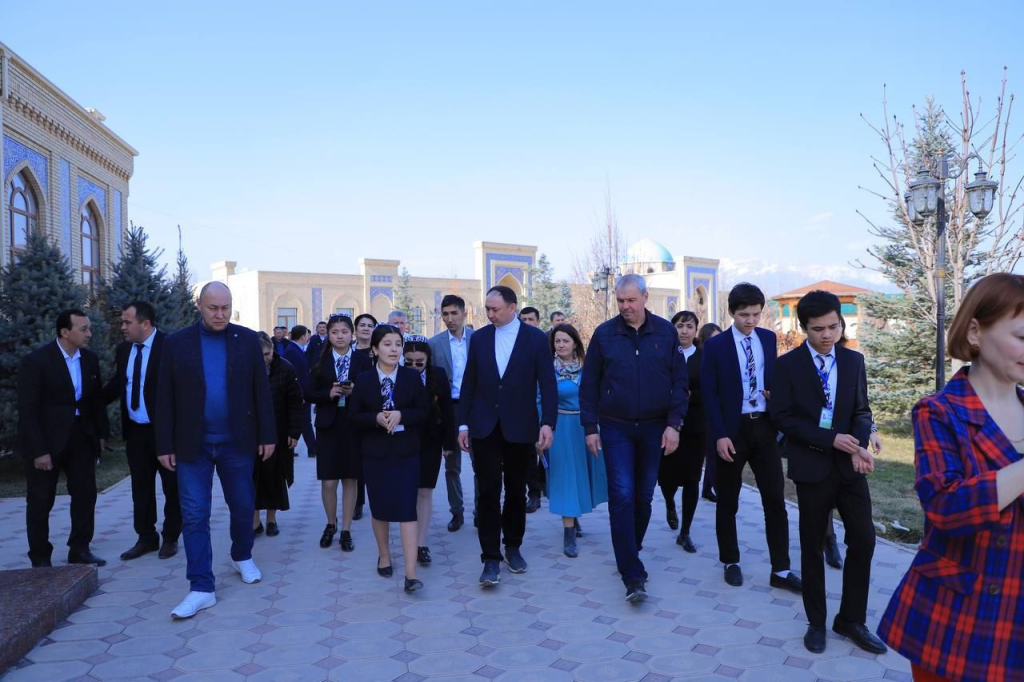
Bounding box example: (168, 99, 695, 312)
(907, 156, 997, 391)
(591, 265, 618, 321)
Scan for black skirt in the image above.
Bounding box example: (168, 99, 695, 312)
(418, 436, 444, 489)
(254, 447, 290, 511)
(658, 430, 707, 487)
(316, 412, 361, 481)
(364, 454, 420, 522)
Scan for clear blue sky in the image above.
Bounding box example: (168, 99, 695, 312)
(4, 1, 1022, 290)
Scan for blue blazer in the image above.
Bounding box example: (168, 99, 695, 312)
(281, 340, 310, 391)
(155, 322, 276, 463)
(349, 366, 429, 459)
(458, 322, 557, 444)
(701, 326, 777, 443)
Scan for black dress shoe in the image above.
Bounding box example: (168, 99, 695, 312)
(479, 560, 500, 587)
(833, 617, 888, 654)
(158, 540, 178, 559)
(625, 582, 648, 603)
(404, 578, 423, 593)
(824, 537, 844, 570)
(120, 541, 159, 561)
(253, 523, 264, 536)
(676, 534, 697, 553)
(702, 491, 718, 503)
(376, 558, 393, 578)
(320, 524, 337, 548)
(68, 550, 106, 567)
(448, 515, 464, 532)
(31, 559, 52, 568)
(525, 495, 540, 513)
(417, 546, 431, 565)
(666, 505, 679, 530)
(724, 564, 743, 586)
(804, 625, 827, 653)
(266, 522, 280, 537)
(769, 571, 803, 594)
(352, 505, 364, 521)
(340, 530, 354, 552)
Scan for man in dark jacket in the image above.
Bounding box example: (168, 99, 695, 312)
(155, 282, 276, 619)
(580, 274, 688, 602)
(18, 309, 110, 568)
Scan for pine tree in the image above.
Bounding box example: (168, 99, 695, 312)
(99, 222, 173, 335)
(525, 254, 573, 325)
(395, 267, 419, 332)
(165, 226, 198, 332)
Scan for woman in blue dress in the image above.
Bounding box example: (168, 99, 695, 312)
(543, 324, 608, 558)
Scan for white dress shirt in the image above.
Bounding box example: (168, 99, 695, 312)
(127, 328, 158, 424)
(57, 339, 82, 415)
(731, 325, 766, 414)
(448, 329, 468, 399)
(494, 317, 521, 379)
(681, 344, 697, 362)
(806, 341, 837, 409)
(332, 347, 354, 380)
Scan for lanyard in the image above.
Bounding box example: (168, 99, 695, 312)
(815, 354, 835, 410)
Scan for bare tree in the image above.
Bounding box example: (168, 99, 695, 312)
(570, 187, 628, 338)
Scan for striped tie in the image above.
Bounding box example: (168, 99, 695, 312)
(743, 336, 758, 407)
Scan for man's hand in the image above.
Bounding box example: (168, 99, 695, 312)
(586, 434, 601, 457)
(869, 432, 883, 455)
(833, 434, 861, 455)
(158, 454, 176, 471)
(760, 390, 771, 401)
(258, 443, 275, 461)
(717, 437, 736, 462)
(536, 425, 554, 452)
(287, 437, 298, 449)
(33, 454, 53, 471)
(852, 447, 875, 474)
(458, 431, 472, 453)
(662, 427, 680, 455)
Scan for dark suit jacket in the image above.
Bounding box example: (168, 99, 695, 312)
(459, 322, 557, 444)
(102, 330, 165, 432)
(281, 340, 310, 391)
(17, 341, 109, 462)
(154, 323, 275, 462)
(682, 347, 705, 436)
(701, 326, 777, 443)
(349, 366, 429, 459)
(771, 344, 873, 483)
(305, 334, 326, 366)
(424, 367, 458, 452)
(427, 327, 473, 392)
(305, 350, 374, 430)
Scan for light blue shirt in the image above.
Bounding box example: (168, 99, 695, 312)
(127, 328, 158, 424)
(732, 325, 766, 414)
(494, 317, 521, 379)
(57, 339, 82, 416)
(448, 330, 468, 399)
(806, 341, 837, 410)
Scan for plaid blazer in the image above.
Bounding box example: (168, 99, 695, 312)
(877, 368, 1024, 681)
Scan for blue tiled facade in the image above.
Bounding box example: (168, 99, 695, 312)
(312, 287, 324, 323)
(113, 189, 122, 258)
(2, 135, 49, 193)
(77, 175, 106, 218)
(59, 158, 72, 254)
(370, 286, 393, 302)
(484, 252, 533, 290)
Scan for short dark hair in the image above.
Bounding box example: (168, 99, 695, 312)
(353, 313, 377, 328)
(316, 320, 327, 327)
(796, 290, 842, 329)
(487, 285, 517, 305)
(727, 282, 765, 314)
(697, 323, 722, 347)
(549, 323, 586, 364)
(290, 325, 310, 341)
(125, 300, 157, 325)
(520, 306, 540, 319)
(440, 294, 466, 311)
(671, 310, 699, 328)
(948, 273, 1024, 361)
(273, 326, 286, 332)
(56, 309, 88, 336)
(549, 310, 564, 322)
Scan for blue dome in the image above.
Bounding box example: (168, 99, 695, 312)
(625, 239, 674, 264)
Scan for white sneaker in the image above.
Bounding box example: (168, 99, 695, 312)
(231, 558, 262, 584)
(171, 591, 216, 619)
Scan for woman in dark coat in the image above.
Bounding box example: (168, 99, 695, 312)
(253, 333, 304, 536)
(402, 338, 457, 565)
(306, 314, 373, 552)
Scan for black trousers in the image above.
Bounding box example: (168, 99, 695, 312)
(125, 422, 181, 544)
(472, 425, 531, 563)
(25, 419, 96, 563)
(715, 414, 791, 571)
(796, 461, 875, 627)
(526, 448, 545, 499)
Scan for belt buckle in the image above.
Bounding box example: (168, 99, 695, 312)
(749, 412, 761, 420)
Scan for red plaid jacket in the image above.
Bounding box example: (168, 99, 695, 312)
(877, 368, 1024, 681)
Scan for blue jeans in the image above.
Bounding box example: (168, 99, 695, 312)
(600, 419, 665, 586)
(176, 441, 256, 592)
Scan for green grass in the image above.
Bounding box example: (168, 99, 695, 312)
(0, 441, 131, 499)
(742, 432, 924, 545)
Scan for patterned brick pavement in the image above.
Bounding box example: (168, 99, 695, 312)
(0, 448, 914, 681)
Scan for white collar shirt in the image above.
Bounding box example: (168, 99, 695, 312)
(681, 344, 697, 362)
(494, 317, 521, 379)
(57, 339, 82, 415)
(806, 341, 838, 409)
(731, 325, 766, 414)
(332, 347, 354, 381)
(127, 328, 158, 424)
(448, 329, 468, 399)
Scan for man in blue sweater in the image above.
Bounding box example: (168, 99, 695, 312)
(155, 281, 276, 619)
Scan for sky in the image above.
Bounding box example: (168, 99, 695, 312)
(4, 1, 1023, 293)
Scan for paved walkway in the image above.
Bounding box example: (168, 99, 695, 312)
(0, 448, 914, 681)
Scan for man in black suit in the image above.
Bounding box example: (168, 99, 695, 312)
(458, 286, 558, 588)
(103, 300, 180, 561)
(771, 290, 885, 655)
(305, 320, 328, 365)
(18, 309, 109, 568)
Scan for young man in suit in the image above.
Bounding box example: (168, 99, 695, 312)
(427, 294, 475, 531)
(771, 290, 886, 655)
(103, 300, 180, 561)
(701, 282, 800, 593)
(518, 306, 544, 512)
(305, 320, 328, 364)
(457, 286, 558, 587)
(18, 309, 110, 568)
(285, 325, 316, 458)
(155, 282, 276, 619)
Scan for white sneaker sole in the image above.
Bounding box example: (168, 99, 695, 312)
(171, 597, 216, 619)
(231, 561, 261, 584)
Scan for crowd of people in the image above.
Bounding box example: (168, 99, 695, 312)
(15, 270, 1024, 679)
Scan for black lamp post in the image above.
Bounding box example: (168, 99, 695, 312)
(591, 265, 619, 321)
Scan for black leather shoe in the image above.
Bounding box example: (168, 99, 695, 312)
(525, 495, 541, 513)
(158, 540, 178, 559)
(31, 559, 52, 568)
(352, 505, 364, 521)
(504, 548, 528, 573)
(253, 523, 264, 536)
(404, 577, 423, 593)
(769, 571, 803, 594)
(676, 534, 697, 553)
(724, 564, 743, 586)
(376, 558, 393, 578)
(340, 530, 354, 552)
(448, 515, 464, 532)
(625, 582, 648, 603)
(824, 537, 844, 570)
(833, 617, 888, 654)
(574, 518, 583, 537)
(702, 491, 718, 503)
(319, 524, 337, 548)
(804, 625, 827, 653)
(417, 546, 431, 565)
(479, 560, 500, 587)
(68, 550, 106, 567)
(266, 522, 280, 537)
(666, 505, 679, 530)
(120, 541, 159, 561)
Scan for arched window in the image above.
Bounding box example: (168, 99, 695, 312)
(81, 203, 101, 296)
(7, 170, 39, 261)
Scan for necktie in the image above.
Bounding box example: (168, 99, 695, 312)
(381, 377, 395, 410)
(131, 343, 144, 411)
(816, 354, 833, 410)
(743, 336, 758, 407)
(420, 370, 427, 386)
(335, 355, 350, 382)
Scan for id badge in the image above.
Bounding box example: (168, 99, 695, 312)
(337, 396, 346, 408)
(818, 407, 833, 430)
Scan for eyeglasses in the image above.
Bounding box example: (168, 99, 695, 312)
(405, 359, 427, 368)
